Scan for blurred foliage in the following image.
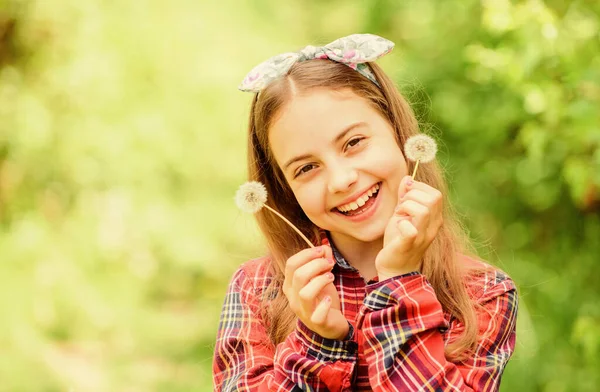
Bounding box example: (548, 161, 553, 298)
(0, 0, 598, 391)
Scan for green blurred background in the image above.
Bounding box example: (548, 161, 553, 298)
(0, 0, 598, 391)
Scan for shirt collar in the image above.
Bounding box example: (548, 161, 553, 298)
(319, 230, 357, 271)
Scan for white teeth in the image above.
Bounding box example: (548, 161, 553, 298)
(336, 183, 380, 213)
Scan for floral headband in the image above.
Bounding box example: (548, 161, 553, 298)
(238, 33, 395, 93)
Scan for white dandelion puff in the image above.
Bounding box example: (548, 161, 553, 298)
(404, 134, 438, 179)
(405, 134, 438, 163)
(235, 181, 314, 248)
(235, 181, 268, 213)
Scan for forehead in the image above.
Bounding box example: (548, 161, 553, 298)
(268, 88, 378, 162)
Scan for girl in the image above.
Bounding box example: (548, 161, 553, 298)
(213, 34, 517, 391)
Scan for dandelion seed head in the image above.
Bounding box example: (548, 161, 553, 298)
(404, 134, 438, 163)
(235, 181, 268, 213)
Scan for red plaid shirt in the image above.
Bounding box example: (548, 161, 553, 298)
(213, 236, 517, 391)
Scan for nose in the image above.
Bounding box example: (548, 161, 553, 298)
(327, 162, 358, 194)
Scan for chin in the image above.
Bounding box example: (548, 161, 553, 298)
(334, 222, 386, 244)
(352, 228, 385, 243)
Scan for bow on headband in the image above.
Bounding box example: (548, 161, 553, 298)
(238, 33, 395, 93)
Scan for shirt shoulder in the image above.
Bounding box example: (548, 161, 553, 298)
(460, 254, 517, 304)
(229, 255, 275, 297)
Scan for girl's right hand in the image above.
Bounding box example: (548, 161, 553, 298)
(376, 176, 443, 281)
(282, 245, 349, 340)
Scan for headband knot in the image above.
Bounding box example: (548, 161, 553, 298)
(238, 33, 394, 93)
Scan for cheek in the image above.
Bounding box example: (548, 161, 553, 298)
(369, 146, 407, 200)
(291, 184, 327, 218)
(369, 144, 407, 175)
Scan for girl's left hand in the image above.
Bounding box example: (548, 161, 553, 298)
(375, 175, 444, 281)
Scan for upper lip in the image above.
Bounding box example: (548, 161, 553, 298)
(332, 182, 380, 210)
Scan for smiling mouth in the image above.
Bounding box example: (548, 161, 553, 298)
(333, 182, 381, 216)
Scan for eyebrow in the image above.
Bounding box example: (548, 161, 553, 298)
(282, 121, 367, 171)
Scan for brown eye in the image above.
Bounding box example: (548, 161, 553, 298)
(345, 137, 364, 150)
(295, 164, 316, 178)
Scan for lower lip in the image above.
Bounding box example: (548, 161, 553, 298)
(333, 183, 382, 223)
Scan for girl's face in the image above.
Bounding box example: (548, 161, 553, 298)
(269, 88, 408, 244)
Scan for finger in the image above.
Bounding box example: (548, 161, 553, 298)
(381, 219, 418, 258)
(406, 187, 443, 220)
(322, 245, 334, 264)
(398, 219, 418, 238)
(284, 246, 326, 289)
(293, 256, 334, 290)
(401, 189, 443, 238)
(392, 219, 419, 252)
(298, 272, 335, 303)
(310, 296, 332, 326)
(394, 199, 430, 230)
(397, 175, 413, 200)
(425, 217, 443, 244)
(319, 279, 341, 309)
(400, 189, 436, 208)
(395, 191, 427, 220)
(404, 180, 444, 202)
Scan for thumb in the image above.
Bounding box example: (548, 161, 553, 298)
(322, 244, 334, 264)
(319, 245, 340, 308)
(397, 175, 413, 201)
(319, 282, 340, 309)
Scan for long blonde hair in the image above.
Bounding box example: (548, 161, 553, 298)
(246, 59, 481, 361)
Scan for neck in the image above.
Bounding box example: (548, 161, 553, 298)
(329, 232, 383, 281)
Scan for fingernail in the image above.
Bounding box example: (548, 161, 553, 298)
(406, 178, 414, 186)
(326, 272, 334, 280)
(328, 257, 335, 265)
(324, 296, 332, 303)
(314, 246, 323, 255)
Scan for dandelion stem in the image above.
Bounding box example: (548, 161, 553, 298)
(263, 205, 315, 248)
(411, 160, 420, 179)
